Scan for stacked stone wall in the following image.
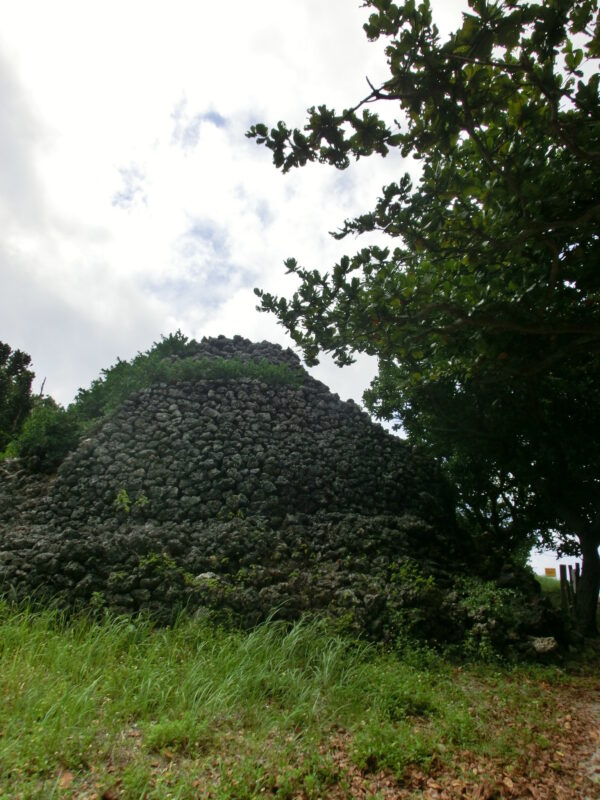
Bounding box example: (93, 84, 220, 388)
(0, 460, 53, 527)
(32, 376, 451, 531)
(0, 335, 467, 636)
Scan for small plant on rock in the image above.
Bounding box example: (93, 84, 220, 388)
(114, 488, 131, 514)
(133, 493, 149, 512)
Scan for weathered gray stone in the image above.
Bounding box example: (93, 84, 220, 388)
(0, 335, 469, 635)
(529, 636, 559, 655)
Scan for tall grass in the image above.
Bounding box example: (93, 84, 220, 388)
(0, 601, 571, 799)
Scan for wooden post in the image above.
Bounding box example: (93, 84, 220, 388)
(560, 564, 574, 617)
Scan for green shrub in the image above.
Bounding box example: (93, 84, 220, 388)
(444, 577, 550, 661)
(386, 562, 560, 660)
(4, 400, 80, 473)
(72, 332, 302, 425)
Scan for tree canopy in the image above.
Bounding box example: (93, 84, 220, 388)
(248, 0, 600, 633)
(0, 342, 34, 452)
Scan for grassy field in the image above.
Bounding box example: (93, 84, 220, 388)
(535, 575, 562, 607)
(0, 600, 597, 799)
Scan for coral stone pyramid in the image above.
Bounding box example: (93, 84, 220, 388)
(0, 336, 466, 634)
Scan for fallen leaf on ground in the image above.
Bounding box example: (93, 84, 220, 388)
(59, 771, 75, 789)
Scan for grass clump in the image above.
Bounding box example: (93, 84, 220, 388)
(0, 600, 586, 799)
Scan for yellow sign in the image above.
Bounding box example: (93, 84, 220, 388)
(544, 567, 557, 578)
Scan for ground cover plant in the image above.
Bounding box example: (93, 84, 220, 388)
(1, 601, 597, 799)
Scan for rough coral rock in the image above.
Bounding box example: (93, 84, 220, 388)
(0, 335, 469, 636)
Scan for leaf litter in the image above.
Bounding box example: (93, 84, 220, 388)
(44, 677, 599, 799)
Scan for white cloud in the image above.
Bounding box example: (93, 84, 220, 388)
(112, 164, 147, 209)
(171, 98, 227, 151)
(0, 52, 47, 233)
(0, 0, 469, 407)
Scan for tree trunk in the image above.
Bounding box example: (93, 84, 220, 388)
(575, 529, 600, 637)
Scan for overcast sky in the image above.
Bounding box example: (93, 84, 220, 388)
(0, 1, 471, 407)
(1, 1, 584, 572)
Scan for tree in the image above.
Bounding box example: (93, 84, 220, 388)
(247, 0, 600, 633)
(0, 341, 34, 452)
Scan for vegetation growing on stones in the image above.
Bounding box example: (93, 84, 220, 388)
(0, 334, 585, 650)
(1, 333, 303, 474)
(72, 332, 303, 427)
(248, 0, 600, 635)
(1, 336, 487, 643)
(0, 334, 580, 649)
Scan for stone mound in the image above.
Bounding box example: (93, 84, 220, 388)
(0, 335, 470, 635)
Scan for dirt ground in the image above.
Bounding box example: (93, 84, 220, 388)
(321, 678, 600, 800)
